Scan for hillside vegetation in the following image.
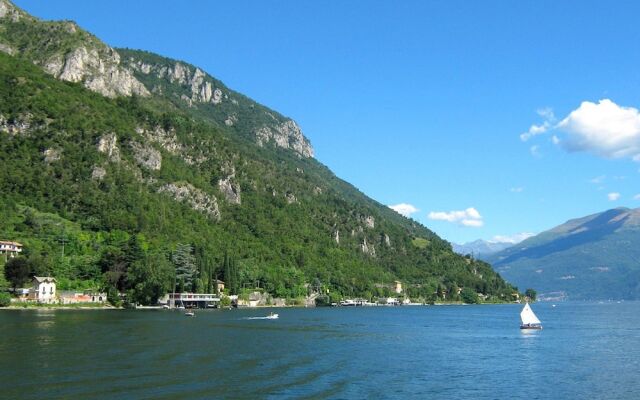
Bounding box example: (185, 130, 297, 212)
(0, 0, 516, 304)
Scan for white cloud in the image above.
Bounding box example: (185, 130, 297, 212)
(520, 108, 556, 142)
(428, 207, 483, 227)
(608, 192, 621, 201)
(551, 135, 560, 145)
(530, 145, 541, 157)
(491, 232, 535, 244)
(388, 203, 419, 217)
(633, 194, 640, 200)
(510, 187, 524, 193)
(557, 99, 640, 161)
(589, 175, 606, 184)
(537, 107, 555, 120)
(520, 122, 551, 141)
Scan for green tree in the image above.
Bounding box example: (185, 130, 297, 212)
(460, 287, 480, 304)
(4, 257, 32, 291)
(525, 288, 537, 301)
(127, 251, 173, 305)
(172, 243, 197, 292)
(223, 252, 231, 293)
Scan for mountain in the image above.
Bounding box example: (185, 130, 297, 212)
(0, 0, 517, 303)
(487, 207, 640, 300)
(452, 240, 514, 259)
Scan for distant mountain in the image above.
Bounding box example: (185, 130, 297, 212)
(487, 207, 640, 300)
(452, 240, 514, 259)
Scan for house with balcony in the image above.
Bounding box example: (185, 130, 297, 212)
(0, 240, 23, 260)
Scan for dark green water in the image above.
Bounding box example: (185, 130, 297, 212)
(1, 302, 639, 399)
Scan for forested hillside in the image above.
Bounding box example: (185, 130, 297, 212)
(0, 0, 517, 304)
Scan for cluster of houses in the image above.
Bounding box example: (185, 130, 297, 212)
(15, 276, 107, 305)
(2, 240, 107, 305)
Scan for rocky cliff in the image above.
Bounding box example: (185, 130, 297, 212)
(0, 0, 313, 158)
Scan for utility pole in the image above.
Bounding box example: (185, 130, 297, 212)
(59, 232, 68, 260)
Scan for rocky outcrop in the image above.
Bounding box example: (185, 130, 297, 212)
(131, 142, 161, 171)
(285, 192, 298, 204)
(217, 164, 241, 205)
(43, 148, 61, 163)
(255, 120, 314, 158)
(127, 59, 226, 106)
(91, 165, 107, 180)
(0, 0, 25, 22)
(43, 46, 149, 98)
(363, 216, 375, 229)
(224, 114, 238, 126)
(382, 233, 391, 247)
(97, 133, 120, 162)
(0, 113, 33, 136)
(136, 125, 206, 165)
(361, 238, 376, 257)
(0, 41, 15, 55)
(137, 126, 181, 153)
(158, 182, 220, 220)
(218, 177, 241, 204)
(122, 52, 316, 159)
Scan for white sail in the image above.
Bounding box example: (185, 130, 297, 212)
(520, 303, 541, 325)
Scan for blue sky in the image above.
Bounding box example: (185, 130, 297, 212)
(13, 0, 640, 244)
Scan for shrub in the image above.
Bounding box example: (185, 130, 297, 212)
(461, 287, 480, 304)
(0, 292, 11, 307)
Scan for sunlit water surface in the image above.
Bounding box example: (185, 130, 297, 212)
(1, 302, 639, 399)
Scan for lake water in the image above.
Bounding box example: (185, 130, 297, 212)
(1, 302, 639, 399)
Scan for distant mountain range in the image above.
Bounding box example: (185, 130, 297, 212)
(486, 207, 640, 300)
(452, 240, 515, 259)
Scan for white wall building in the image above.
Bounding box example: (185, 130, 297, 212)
(29, 277, 57, 304)
(0, 240, 23, 260)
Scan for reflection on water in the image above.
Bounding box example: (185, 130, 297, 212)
(1, 303, 639, 399)
(34, 309, 56, 350)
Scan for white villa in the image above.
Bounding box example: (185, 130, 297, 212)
(29, 276, 57, 304)
(0, 240, 23, 259)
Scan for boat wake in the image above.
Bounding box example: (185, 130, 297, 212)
(243, 314, 279, 320)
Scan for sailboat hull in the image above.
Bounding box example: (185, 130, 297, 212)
(520, 324, 542, 330)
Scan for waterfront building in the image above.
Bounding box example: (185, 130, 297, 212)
(29, 277, 57, 304)
(59, 291, 107, 304)
(168, 292, 221, 308)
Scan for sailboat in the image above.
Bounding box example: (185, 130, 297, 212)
(520, 302, 542, 330)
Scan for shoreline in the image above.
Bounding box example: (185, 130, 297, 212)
(0, 301, 518, 311)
